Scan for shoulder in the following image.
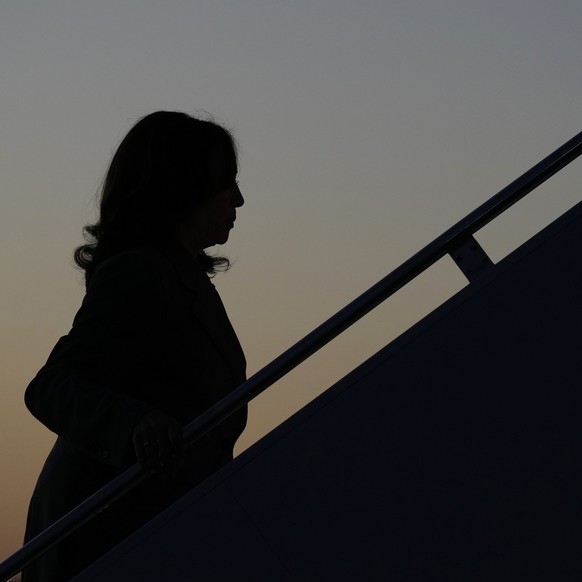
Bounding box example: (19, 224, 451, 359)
(92, 245, 208, 292)
(81, 245, 209, 321)
(79, 245, 210, 329)
(73, 247, 170, 332)
(89, 246, 188, 298)
(92, 246, 165, 283)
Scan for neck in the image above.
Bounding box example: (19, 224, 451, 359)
(177, 226, 205, 257)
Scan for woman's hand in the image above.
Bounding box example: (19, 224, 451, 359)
(131, 410, 184, 481)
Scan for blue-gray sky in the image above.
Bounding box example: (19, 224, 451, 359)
(1, 0, 580, 558)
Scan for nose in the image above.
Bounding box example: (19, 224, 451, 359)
(234, 184, 244, 207)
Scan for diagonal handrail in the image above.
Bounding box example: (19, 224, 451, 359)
(1, 130, 581, 582)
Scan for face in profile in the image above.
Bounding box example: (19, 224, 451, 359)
(177, 143, 245, 253)
(186, 181, 245, 249)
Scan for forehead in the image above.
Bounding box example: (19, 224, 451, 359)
(207, 144, 238, 182)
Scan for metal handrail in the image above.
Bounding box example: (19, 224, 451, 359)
(2, 130, 581, 582)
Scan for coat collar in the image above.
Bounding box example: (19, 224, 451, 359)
(159, 242, 209, 295)
(159, 242, 246, 386)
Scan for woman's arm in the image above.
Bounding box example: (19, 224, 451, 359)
(25, 248, 175, 468)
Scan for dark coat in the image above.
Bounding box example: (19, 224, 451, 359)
(23, 244, 247, 581)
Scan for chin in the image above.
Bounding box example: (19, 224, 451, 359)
(209, 236, 229, 247)
(217, 232, 231, 245)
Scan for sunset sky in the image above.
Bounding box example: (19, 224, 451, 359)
(1, 0, 580, 561)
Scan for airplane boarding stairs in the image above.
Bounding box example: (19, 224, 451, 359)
(1, 132, 581, 580)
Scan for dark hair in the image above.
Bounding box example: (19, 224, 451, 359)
(74, 111, 238, 286)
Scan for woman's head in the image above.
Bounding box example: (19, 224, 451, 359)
(75, 111, 240, 284)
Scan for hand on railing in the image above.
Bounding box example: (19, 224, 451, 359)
(131, 410, 184, 482)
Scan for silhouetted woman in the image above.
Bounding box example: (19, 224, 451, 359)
(23, 111, 247, 581)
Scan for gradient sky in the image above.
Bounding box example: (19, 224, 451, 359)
(1, 0, 580, 560)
